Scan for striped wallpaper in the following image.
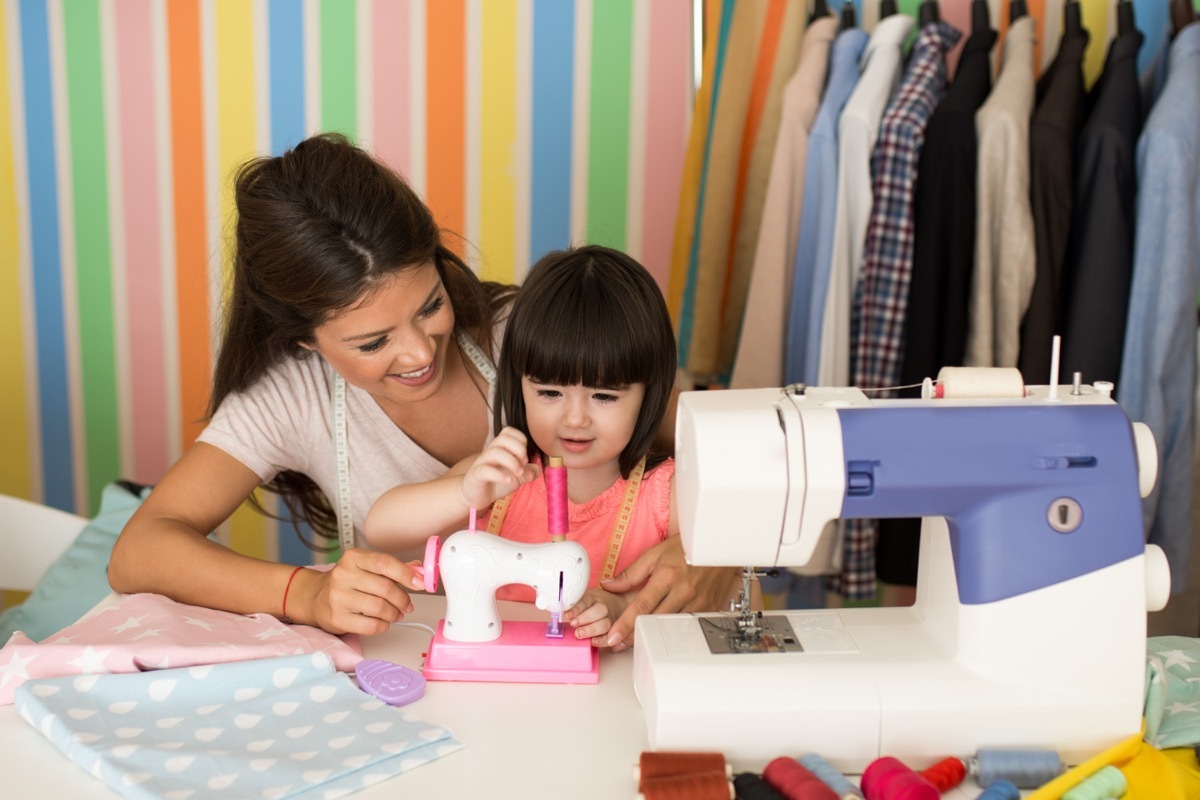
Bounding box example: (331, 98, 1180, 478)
(1, 0, 693, 566)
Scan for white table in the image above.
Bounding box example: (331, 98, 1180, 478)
(0, 595, 1003, 798)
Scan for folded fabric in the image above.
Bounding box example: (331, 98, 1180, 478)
(15, 652, 463, 799)
(0, 481, 150, 644)
(1144, 635, 1200, 749)
(1025, 726, 1198, 800)
(0, 592, 362, 704)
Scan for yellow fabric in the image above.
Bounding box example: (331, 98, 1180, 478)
(666, 0, 725, 322)
(683, 1, 767, 378)
(1025, 724, 1199, 800)
(719, 1, 806, 380)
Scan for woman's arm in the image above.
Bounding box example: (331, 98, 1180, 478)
(364, 426, 539, 551)
(109, 442, 425, 636)
(599, 472, 739, 650)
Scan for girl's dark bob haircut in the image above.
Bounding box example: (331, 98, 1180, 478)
(495, 245, 677, 478)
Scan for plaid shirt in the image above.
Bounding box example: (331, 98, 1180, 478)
(834, 21, 960, 601)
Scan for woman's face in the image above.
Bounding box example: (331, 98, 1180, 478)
(305, 262, 457, 408)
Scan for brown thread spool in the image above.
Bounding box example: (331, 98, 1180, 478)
(762, 757, 839, 800)
(634, 751, 730, 787)
(636, 771, 734, 800)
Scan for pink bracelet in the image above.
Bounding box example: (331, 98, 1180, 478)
(281, 566, 304, 624)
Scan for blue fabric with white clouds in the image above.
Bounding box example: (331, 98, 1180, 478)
(14, 652, 462, 799)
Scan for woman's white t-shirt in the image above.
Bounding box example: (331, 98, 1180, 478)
(198, 326, 501, 560)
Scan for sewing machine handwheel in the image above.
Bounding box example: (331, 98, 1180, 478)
(422, 535, 440, 593)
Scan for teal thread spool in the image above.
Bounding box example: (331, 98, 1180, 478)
(1061, 765, 1127, 800)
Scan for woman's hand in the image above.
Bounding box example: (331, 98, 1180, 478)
(563, 588, 630, 646)
(459, 427, 541, 509)
(292, 549, 427, 636)
(600, 537, 740, 651)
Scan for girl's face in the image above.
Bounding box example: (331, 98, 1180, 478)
(305, 262, 456, 409)
(520, 378, 645, 488)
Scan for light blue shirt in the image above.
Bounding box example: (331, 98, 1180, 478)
(1118, 22, 1200, 593)
(784, 28, 868, 386)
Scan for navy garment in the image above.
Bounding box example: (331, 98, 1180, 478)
(1019, 29, 1088, 381)
(898, 22, 997, 397)
(1059, 26, 1144, 388)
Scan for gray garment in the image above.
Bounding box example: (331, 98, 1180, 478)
(967, 16, 1037, 369)
(199, 325, 502, 559)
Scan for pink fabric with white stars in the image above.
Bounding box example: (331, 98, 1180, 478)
(0, 591, 362, 704)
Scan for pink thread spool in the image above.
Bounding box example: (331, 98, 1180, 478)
(861, 757, 939, 800)
(546, 455, 568, 541)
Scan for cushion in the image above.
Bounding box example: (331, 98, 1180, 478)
(0, 481, 149, 643)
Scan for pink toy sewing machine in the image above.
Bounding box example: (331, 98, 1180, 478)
(419, 531, 599, 684)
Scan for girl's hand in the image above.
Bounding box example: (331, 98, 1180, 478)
(460, 426, 541, 509)
(563, 588, 631, 647)
(293, 548, 426, 636)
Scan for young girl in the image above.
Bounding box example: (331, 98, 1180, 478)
(365, 245, 683, 645)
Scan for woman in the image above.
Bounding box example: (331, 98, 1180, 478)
(109, 133, 735, 640)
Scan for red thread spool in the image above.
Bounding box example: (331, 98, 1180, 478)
(546, 455, 568, 541)
(919, 757, 967, 791)
(634, 751, 729, 786)
(637, 771, 733, 800)
(762, 757, 839, 800)
(861, 756, 939, 800)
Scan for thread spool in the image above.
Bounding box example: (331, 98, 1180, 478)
(932, 367, 1026, 399)
(797, 753, 863, 799)
(762, 757, 838, 800)
(634, 752, 730, 786)
(919, 757, 966, 791)
(636, 771, 733, 800)
(970, 749, 1065, 788)
(546, 455, 568, 541)
(1061, 765, 1127, 800)
(976, 780, 1020, 800)
(734, 773, 788, 800)
(861, 757, 938, 800)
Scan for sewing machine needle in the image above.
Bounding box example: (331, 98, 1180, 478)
(547, 571, 565, 638)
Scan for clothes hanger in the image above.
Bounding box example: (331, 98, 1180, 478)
(880, 0, 898, 18)
(919, 0, 941, 26)
(1116, 0, 1135, 36)
(810, 0, 831, 23)
(840, 0, 858, 30)
(971, 0, 991, 33)
(1010, 0, 1028, 23)
(1063, 0, 1084, 39)
(1170, 0, 1196, 40)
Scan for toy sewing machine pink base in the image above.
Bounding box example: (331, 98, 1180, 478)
(417, 532, 600, 685)
(423, 620, 598, 684)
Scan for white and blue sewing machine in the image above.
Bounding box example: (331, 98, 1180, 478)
(421, 531, 599, 683)
(633, 371, 1171, 771)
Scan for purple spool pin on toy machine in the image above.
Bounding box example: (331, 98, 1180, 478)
(421, 456, 598, 684)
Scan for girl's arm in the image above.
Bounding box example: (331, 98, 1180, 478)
(108, 443, 426, 636)
(364, 426, 539, 551)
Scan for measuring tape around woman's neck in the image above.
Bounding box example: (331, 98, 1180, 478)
(331, 328, 497, 554)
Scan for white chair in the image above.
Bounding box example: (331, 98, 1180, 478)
(0, 494, 88, 592)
